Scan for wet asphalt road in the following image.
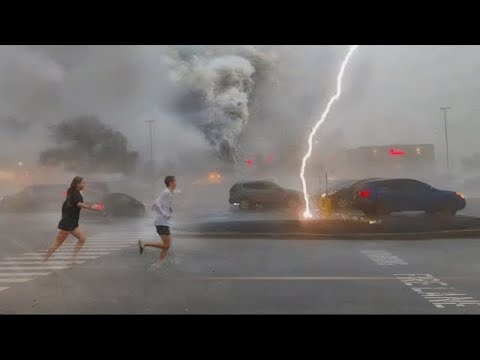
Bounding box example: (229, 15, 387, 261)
(1, 202, 480, 314)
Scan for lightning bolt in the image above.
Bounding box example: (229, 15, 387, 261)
(300, 45, 360, 219)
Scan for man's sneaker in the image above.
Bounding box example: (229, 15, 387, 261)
(138, 240, 144, 255)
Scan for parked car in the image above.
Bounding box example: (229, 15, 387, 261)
(229, 181, 303, 210)
(0, 185, 144, 219)
(348, 178, 466, 216)
(102, 193, 146, 218)
(316, 178, 381, 211)
(0, 184, 69, 212)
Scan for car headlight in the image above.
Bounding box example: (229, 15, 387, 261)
(456, 192, 465, 199)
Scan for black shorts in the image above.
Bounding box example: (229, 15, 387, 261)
(58, 219, 79, 232)
(156, 225, 171, 236)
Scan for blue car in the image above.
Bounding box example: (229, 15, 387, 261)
(350, 178, 466, 216)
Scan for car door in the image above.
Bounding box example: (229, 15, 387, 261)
(404, 180, 435, 211)
(241, 183, 261, 203)
(263, 182, 285, 205)
(374, 180, 407, 212)
(243, 182, 275, 205)
(395, 180, 432, 211)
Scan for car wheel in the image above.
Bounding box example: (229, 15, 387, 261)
(239, 200, 250, 210)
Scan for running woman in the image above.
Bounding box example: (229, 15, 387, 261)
(43, 176, 102, 263)
(138, 175, 176, 268)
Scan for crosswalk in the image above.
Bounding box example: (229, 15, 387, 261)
(0, 230, 158, 295)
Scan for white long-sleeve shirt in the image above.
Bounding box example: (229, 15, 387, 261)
(153, 189, 174, 226)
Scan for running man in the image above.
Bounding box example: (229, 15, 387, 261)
(43, 176, 102, 263)
(138, 175, 176, 268)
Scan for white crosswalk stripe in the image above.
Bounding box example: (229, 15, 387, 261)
(34, 248, 125, 251)
(0, 261, 86, 265)
(0, 272, 51, 277)
(6, 256, 99, 260)
(0, 266, 71, 270)
(0, 278, 34, 283)
(23, 252, 110, 256)
(0, 229, 158, 296)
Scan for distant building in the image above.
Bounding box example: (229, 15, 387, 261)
(342, 144, 435, 178)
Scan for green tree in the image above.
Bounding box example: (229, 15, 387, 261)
(39, 116, 138, 173)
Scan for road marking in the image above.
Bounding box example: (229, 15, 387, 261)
(0, 272, 51, 277)
(203, 276, 396, 281)
(0, 278, 34, 283)
(5, 256, 99, 260)
(31, 249, 124, 253)
(49, 246, 128, 249)
(86, 237, 135, 240)
(55, 243, 129, 249)
(0, 261, 85, 265)
(361, 250, 408, 266)
(65, 239, 134, 242)
(24, 252, 110, 256)
(94, 232, 154, 236)
(394, 273, 480, 309)
(62, 240, 134, 243)
(0, 231, 141, 297)
(362, 249, 480, 310)
(0, 266, 70, 270)
(36, 245, 128, 249)
(87, 237, 145, 240)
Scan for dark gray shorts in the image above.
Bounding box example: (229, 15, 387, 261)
(156, 225, 170, 236)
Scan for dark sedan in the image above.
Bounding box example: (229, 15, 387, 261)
(102, 193, 146, 218)
(351, 178, 466, 217)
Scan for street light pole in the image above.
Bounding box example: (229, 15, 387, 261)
(440, 107, 451, 171)
(145, 120, 155, 163)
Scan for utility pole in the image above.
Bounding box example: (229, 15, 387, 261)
(440, 107, 451, 170)
(145, 120, 155, 197)
(145, 120, 155, 163)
